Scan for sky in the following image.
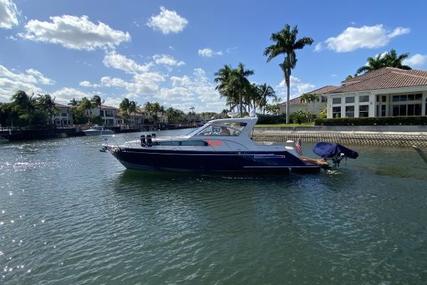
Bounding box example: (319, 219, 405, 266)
(0, 0, 426, 112)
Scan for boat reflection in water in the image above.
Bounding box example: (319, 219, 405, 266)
(106, 116, 357, 175)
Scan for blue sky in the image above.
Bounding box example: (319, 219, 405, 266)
(0, 0, 426, 111)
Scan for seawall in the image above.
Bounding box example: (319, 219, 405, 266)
(253, 126, 427, 147)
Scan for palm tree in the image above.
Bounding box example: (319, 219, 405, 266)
(255, 84, 276, 114)
(300, 92, 319, 104)
(356, 49, 411, 75)
(36, 94, 57, 124)
(215, 63, 254, 116)
(264, 25, 313, 123)
(91, 95, 102, 108)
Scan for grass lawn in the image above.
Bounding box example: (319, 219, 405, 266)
(255, 123, 315, 128)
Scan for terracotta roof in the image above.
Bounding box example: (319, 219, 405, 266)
(331, 67, 427, 93)
(279, 85, 338, 106)
(307, 85, 339, 94)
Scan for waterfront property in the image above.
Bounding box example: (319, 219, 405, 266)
(52, 103, 73, 127)
(279, 85, 337, 116)
(326, 67, 427, 119)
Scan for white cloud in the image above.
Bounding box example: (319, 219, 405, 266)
(314, 43, 323, 52)
(19, 15, 130, 50)
(325, 25, 410, 52)
(147, 7, 188, 34)
(103, 51, 152, 74)
(100, 71, 165, 95)
(52, 87, 95, 103)
(79, 80, 100, 88)
(198, 48, 223, 57)
(158, 68, 224, 111)
(0, 0, 18, 29)
(152, 54, 184, 66)
(277, 76, 315, 99)
(0, 65, 54, 101)
(403, 54, 427, 67)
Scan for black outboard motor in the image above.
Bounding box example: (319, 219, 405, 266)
(313, 142, 359, 167)
(140, 135, 146, 147)
(146, 134, 152, 147)
(152, 133, 156, 138)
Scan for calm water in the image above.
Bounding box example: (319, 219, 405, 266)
(0, 130, 427, 285)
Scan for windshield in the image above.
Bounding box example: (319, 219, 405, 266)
(195, 122, 246, 136)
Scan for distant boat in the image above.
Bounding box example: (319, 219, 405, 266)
(83, 125, 114, 136)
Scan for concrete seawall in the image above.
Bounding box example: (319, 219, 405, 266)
(253, 128, 427, 147)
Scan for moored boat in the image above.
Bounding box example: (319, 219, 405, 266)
(105, 116, 354, 175)
(83, 125, 114, 136)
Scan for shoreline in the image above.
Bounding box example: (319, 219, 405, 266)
(253, 129, 427, 147)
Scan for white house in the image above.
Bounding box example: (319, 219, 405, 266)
(326, 67, 427, 118)
(279, 85, 338, 116)
(53, 103, 73, 127)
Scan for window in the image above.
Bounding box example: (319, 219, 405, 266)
(359, 105, 369, 117)
(359, 95, 369, 103)
(332, 106, 341, 118)
(392, 104, 421, 116)
(345, 106, 355, 117)
(345, 97, 355, 104)
(332, 98, 341, 104)
(196, 122, 246, 136)
(321, 96, 327, 103)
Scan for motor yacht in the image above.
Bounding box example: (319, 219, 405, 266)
(84, 125, 114, 136)
(105, 116, 350, 175)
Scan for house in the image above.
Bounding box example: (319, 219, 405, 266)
(86, 105, 123, 127)
(326, 67, 427, 118)
(53, 103, 73, 127)
(279, 85, 338, 116)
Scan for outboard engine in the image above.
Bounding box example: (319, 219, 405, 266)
(152, 133, 156, 138)
(146, 134, 152, 147)
(313, 142, 359, 167)
(140, 135, 146, 147)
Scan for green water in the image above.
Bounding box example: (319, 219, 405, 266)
(0, 130, 427, 284)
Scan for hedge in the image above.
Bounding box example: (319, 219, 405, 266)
(256, 114, 287, 124)
(314, 116, 427, 126)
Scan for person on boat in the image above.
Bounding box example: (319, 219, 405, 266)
(220, 126, 231, 136)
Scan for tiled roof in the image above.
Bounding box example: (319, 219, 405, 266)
(330, 67, 427, 93)
(279, 85, 338, 106)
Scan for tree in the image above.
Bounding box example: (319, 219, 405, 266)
(119, 98, 138, 126)
(356, 49, 411, 75)
(215, 63, 254, 116)
(300, 92, 319, 104)
(255, 83, 276, 114)
(36, 94, 57, 124)
(265, 104, 280, 115)
(91, 95, 102, 108)
(264, 25, 313, 123)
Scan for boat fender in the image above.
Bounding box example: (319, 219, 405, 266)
(146, 135, 152, 147)
(140, 135, 146, 147)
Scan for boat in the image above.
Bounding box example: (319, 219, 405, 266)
(105, 116, 360, 175)
(83, 125, 114, 136)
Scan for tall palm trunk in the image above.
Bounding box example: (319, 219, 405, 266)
(239, 94, 243, 117)
(284, 69, 291, 124)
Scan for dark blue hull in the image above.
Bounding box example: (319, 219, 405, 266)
(111, 148, 320, 175)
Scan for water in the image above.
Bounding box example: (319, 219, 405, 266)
(0, 130, 426, 284)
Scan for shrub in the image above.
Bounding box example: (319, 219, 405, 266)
(256, 114, 287, 124)
(290, 110, 315, 124)
(314, 117, 427, 126)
